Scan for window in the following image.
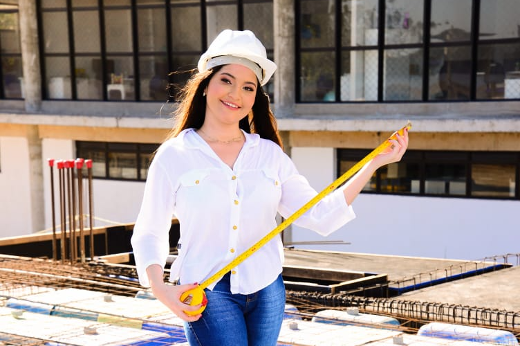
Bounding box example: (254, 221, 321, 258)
(297, 0, 520, 102)
(37, 0, 274, 102)
(76, 141, 159, 181)
(0, 4, 22, 99)
(337, 149, 519, 199)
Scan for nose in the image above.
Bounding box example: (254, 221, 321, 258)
(228, 85, 240, 99)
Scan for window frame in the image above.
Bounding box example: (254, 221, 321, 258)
(337, 148, 520, 200)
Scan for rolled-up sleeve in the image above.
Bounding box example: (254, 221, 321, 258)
(131, 157, 176, 287)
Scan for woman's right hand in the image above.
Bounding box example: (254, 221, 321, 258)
(146, 264, 204, 322)
(150, 280, 204, 322)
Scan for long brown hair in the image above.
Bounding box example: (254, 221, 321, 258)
(164, 66, 283, 149)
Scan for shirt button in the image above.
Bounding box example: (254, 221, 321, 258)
(230, 248, 235, 253)
(195, 180, 199, 184)
(234, 200, 239, 205)
(231, 270, 237, 275)
(231, 176, 237, 180)
(232, 225, 238, 230)
(275, 181, 279, 186)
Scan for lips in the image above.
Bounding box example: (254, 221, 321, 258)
(222, 100, 239, 109)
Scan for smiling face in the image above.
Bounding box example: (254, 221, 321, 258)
(204, 64, 258, 127)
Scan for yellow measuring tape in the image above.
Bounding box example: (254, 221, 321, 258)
(181, 121, 412, 315)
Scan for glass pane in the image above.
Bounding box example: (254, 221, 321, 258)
(106, 56, 135, 100)
(138, 8, 167, 53)
(380, 162, 419, 194)
(140, 56, 169, 101)
(480, 0, 520, 40)
(385, 0, 423, 45)
(342, 0, 379, 47)
(478, 42, 520, 100)
(206, 5, 237, 42)
(73, 11, 100, 53)
(424, 163, 466, 195)
(300, 51, 335, 102)
(138, 0, 165, 4)
(471, 164, 516, 197)
(169, 54, 198, 99)
(171, 6, 202, 51)
(244, 2, 273, 49)
(430, 45, 471, 100)
(341, 49, 378, 101)
(2, 56, 23, 98)
(340, 160, 375, 192)
(43, 12, 69, 53)
(140, 152, 154, 180)
(384, 48, 423, 101)
(0, 12, 20, 54)
(41, 0, 66, 8)
(104, 0, 131, 5)
(105, 10, 132, 53)
(72, 0, 99, 7)
(109, 152, 137, 179)
(431, 0, 472, 43)
(77, 150, 106, 178)
(46, 57, 71, 99)
(300, 0, 335, 48)
(75, 57, 103, 100)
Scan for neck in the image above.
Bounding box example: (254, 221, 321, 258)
(198, 126, 244, 144)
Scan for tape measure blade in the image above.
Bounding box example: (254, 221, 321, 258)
(199, 122, 410, 289)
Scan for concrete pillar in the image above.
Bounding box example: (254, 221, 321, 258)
(26, 125, 45, 233)
(19, 0, 42, 112)
(274, 0, 295, 118)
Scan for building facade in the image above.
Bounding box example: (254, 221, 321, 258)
(0, 0, 519, 262)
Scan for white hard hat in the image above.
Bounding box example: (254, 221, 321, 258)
(198, 29, 277, 86)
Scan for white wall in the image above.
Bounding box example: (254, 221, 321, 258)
(91, 179, 144, 227)
(289, 147, 520, 262)
(0, 136, 32, 237)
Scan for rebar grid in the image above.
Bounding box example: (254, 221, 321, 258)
(286, 290, 520, 341)
(0, 255, 142, 299)
(0, 255, 518, 345)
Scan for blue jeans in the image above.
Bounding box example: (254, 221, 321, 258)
(184, 272, 286, 345)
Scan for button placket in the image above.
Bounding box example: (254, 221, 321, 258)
(228, 172, 240, 275)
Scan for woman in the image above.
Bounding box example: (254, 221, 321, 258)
(131, 29, 409, 345)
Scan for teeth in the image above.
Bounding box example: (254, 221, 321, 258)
(223, 101, 238, 108)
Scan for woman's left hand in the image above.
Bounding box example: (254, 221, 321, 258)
(373, 127, 409, 168)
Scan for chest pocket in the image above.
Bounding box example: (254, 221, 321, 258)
(177, 169, 211, 189)
(257, 169, 282, 205)
(261, 169, 282, 190)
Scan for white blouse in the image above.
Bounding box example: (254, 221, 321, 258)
(131, 128, 356, 294)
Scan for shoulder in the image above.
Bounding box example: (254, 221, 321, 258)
(246, 132, 284, 154)
(153, 129, 200, 165)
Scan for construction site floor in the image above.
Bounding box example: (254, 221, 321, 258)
(283, 248, 519, 312)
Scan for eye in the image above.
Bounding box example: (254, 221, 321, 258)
(244, 86, 256, 92)
(220, 77, 232, 84)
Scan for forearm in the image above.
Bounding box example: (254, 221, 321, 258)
(146, 264, 166, 289)
(342, 159, 379, 206)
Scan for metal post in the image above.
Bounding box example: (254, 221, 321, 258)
(76, 158, 85, 263)
(48, 159, 57, 261)
(57, 161, 66, 263)
(85, 159, 95, 259)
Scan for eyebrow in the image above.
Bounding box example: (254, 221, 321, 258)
(220, 72, 257, 87)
